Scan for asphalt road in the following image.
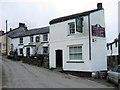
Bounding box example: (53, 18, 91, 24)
(1, 57, 116, 88)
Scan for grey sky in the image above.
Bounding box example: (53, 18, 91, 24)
(0, 0, 119, 42)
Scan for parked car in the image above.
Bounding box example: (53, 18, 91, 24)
(107, 65, 120, 89)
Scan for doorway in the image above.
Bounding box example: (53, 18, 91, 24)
(26, 47, 30, 57)
(56, 50, 63, 67)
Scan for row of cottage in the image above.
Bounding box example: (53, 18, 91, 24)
(0, 3, 119, 72)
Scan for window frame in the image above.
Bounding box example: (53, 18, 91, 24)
(43, 47, 48, 54)
(30, 36, 34, 43)
(75, 17, 83, 33)
(19, 37, 23, 44)
(35, 36, 40, 42)
(68, 45, 83, 61)
(19, 48, 23, 55)
(68, 22, 75, 35)
(43, 34, 48, 42)
(68, 17, 83, 35)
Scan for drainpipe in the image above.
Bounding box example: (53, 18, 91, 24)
(88, 14, 91, 60)
(6, 20, 8, 56)
(118, 33, 120, 64)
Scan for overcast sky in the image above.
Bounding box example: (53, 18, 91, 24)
(0, 0, 119, 42)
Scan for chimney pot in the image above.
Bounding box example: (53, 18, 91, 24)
(10, 28, 12, 31)
(97, 3, 103, 10)
(19, 23, 25, 27)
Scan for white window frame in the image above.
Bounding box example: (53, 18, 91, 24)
(43, 34, 48, 42)
(68, 22, 76, 35)
(68, 45, 83, 61)
(68, 18, 83, 35)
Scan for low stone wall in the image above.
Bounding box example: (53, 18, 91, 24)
(22, 57, 49, 68)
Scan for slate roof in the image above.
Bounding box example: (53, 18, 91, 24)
(49, 9, 103, 25)
(8, 27, 27, 38)
(11, 26, 49, 38)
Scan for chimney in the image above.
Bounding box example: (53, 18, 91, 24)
(10, 28, 12, 31)
(19, 23, 25, 27)
(97, 3, 103, 10)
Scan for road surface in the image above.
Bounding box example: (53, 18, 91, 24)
(1, 57, 115, 88)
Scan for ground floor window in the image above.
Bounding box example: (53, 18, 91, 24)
(69, 45, 82, 60)
(43, 47, 48, 54)
(19, 48, 23, 55)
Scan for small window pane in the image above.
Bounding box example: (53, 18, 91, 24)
(36, 36, 40, 42)
(76, 17, 83, 33)
(20, 37, 23, 43)
(19, 48, 23, 55)
(30, 36, 33, 42)
(43, 34, 48, 41)
(68, 22, 75, 34)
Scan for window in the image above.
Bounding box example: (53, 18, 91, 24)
(43, 47, 48, 54)
(19, 37, 23, 43)
(69, 46, 82, 60)
(2, 43, 6, 50)
(76, 17, 83, 33)
(68, 22, 75, 34)
(43, 34, 48, 41)
(30, 36, 34, 42)
(19, 48, 23, 55)
(36, 36, 40, 42)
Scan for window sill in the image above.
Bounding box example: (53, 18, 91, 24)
(67, 33, 83, 36)
(18, 43, 24, 46)
(66, 60, 84, 63)
(41, 41, 48, 43)
(29, 42, 34, 44)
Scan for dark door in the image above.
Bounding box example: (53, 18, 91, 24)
(26, 48, 30, 57)
(56, 50, 63, 67)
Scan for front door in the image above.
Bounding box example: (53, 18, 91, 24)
(26, 48, 30, 57)
(56, 50, 63, 67)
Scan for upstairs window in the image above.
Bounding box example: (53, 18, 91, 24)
(68, 17, 83, 35)
(19, 37, 23, 44)
(36, 36, 40, 42)
(68, 22, 75, 34)
(76, 17, 83, 33)
(30, 36, 34, 43)
(43, 34, 48, 42)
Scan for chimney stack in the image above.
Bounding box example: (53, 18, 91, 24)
(10, 28, 12, 31)
(19, 23, 25, 27)
(97, 3, 103, 10)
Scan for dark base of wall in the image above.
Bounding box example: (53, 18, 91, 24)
(61, 71, 92, 77)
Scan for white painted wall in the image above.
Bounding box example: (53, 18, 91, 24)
(118, 1, 120, 34)
(49, 9, 107, 72)
(12, 33, 49, 56)
(90, 10, 107, 71)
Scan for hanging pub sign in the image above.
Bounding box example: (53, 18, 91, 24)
(92, 24, 105, 37)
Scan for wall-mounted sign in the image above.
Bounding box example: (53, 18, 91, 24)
(92, 24, 105, 37)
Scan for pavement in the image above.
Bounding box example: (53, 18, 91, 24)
(1, 57, 117, 88)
